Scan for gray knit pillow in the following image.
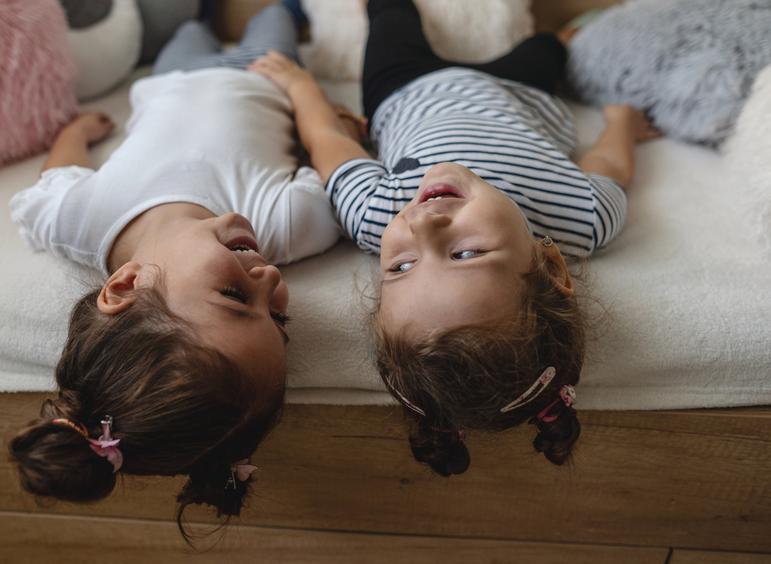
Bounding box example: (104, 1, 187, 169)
(567, 0, 771, 146)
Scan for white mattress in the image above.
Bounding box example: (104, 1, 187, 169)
(2, 72, 770, 410)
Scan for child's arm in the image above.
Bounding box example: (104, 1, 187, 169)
(42, 112, 115, 173)
(577, 105, 660, 189)
(249, 51, 370, 183)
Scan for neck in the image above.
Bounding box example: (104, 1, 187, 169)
(107, 203, 214, 273)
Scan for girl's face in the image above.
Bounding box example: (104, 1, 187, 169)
(104, 212, 289, 397)
(378, 163, 538, 340)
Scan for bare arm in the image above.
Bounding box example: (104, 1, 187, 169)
(42, 112, 115, 173)
(249, 51, 370, 183)
(577, 105, 660, 189)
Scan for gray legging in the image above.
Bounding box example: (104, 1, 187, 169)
(153, 4, 299, 75)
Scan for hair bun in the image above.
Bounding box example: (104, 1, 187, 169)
(39, 392, 82, 420)
(9, 419, 116, 502)
(532, 406, 581, 465)
(176, 459, 252, 542)
(409, 426, 470, 477)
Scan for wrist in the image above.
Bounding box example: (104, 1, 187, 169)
(286, 74, 319, 99)
(59, 124, 89, 143)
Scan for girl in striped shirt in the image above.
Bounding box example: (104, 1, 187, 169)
(251, 0, 657, 476)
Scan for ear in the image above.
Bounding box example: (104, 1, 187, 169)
(540, 244, 575, 297)
(97, 262, 143, 315)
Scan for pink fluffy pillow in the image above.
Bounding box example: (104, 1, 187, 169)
(0, 0, 78, 166)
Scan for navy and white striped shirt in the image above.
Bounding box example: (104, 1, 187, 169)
(326, 68, 626, 257)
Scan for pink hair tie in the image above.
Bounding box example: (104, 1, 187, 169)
(537, 385, 577, 424)
(87, 416, 123, 473)
(226, 459, 258, 489)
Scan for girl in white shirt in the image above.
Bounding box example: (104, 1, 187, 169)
(9, 4, 344, 537)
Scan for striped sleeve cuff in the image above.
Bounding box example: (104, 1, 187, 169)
(325, 158, 389, 244)
(588, 174, 627, 250)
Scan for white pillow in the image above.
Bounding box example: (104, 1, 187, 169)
(724, 63, 771, 256)
(300, 0, 533, 81)
(68, 0, 143, 100)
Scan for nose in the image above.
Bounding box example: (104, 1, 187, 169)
(248, 264, 282, 288)
(248, 264, 288, 312)
(407, 210, 452, 237)
(248, 263, 280, 298)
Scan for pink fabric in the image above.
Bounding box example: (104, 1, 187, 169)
(0, 0, 78, 166)
(88, 438, 124, 473)
(537, 385, 577, 423)
(231, 459, 258, 482)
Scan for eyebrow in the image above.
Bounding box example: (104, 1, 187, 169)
(207, 301, 290, 345)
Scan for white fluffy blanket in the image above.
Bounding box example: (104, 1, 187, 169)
(724, 63, 771, 256)
(2, 74, 771, 410)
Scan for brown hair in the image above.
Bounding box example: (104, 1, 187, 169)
(9, 285, 283, 540)
(375, 252, 585, 476)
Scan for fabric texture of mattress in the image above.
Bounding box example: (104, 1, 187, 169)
(1, 71, 770, 410)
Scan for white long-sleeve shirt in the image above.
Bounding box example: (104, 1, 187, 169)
(10, 68, 340, 275)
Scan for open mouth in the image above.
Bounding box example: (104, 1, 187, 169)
(418, 183, 464, 204)
(224, 235, 259, 254)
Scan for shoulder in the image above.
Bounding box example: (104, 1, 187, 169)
(276, 167, 341, 263)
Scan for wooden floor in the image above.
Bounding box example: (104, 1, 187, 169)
(2, 511, 771, 564)
(2, 393, 771, 563)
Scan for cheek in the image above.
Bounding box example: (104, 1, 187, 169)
(275, 281, 290, 311)
(468, 199, 523, 236)
(164, 231, 230, 272)
(380, 216, 408, 259)
(187, 245, 243, 284)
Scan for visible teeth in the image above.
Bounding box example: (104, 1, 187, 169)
(232, 245, 253, 252)
(428, 196, 444, 201)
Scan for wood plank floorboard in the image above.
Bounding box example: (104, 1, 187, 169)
(671, 550, 771, 564)
(2, 394, 770, 552)
(0, 512, 670, 564)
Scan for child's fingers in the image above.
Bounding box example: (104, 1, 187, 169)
(639, 125, 663, 142)
(638, 113, 663, 142)
(250, 57, 283, 74)
(96, 112, 114, 129)
(252, 52, 282, 69)
(80, 111, 104, 121)
(79, 112, 114, 134)
(91, 113, 113, 128)
(249, 52, 284, 69)
(266, 49, 290, 63)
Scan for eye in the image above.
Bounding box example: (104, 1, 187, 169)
(271, 311, 290, 327)
(452, 249, 484, 260)
(220, 286, 249, 304)
(390, 260, 416, 273)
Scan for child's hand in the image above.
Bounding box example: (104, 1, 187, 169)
(63, 112, 115, 145)
(603, 105, 662, 143)
(248, 50, 314, 94)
